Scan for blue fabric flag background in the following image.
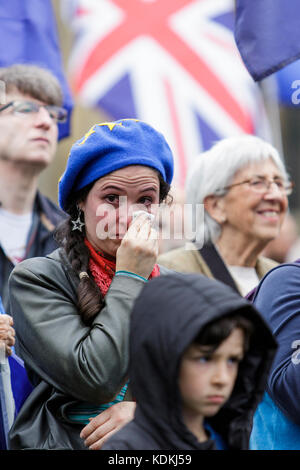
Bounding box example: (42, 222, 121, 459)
(0, 297, 33, 449)
(275, 60, 300, 107)
(235, 0, 300, 82)
(0, 0, 73, 139)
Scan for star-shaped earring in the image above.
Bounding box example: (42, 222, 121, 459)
(71, 214, 85, 232)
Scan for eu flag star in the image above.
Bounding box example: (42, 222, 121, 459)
(99, 122, 120, 131)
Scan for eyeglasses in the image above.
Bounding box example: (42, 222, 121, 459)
(220, 176, 294, 196)
(0, 100, 68, 123)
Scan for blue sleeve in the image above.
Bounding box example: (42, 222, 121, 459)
(253, 263, 300, 423)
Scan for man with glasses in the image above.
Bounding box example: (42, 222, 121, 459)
(0, 64, 67, 310)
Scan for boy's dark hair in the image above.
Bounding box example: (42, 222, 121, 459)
(193, 312, 254, 354)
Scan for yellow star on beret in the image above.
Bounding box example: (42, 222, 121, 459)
(98, 122, 122, 131)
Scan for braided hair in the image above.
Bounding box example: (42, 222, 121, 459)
(55, 172, 171, 325)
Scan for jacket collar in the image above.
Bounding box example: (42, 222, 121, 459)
(35, 191, 67, 232)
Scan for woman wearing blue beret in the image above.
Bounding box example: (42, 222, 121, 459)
(8, 119, 174, 450)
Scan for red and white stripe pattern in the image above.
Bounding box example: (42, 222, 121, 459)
(64, 0, 270, 187)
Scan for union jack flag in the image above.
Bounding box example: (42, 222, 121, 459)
(63, 0, 270, 187)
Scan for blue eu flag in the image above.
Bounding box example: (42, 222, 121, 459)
(0, 0, 73, 139)
(235, 0, 300, 82)
(0, 297, 33, 450)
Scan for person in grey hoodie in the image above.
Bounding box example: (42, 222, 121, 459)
(101, 272, 277, 450)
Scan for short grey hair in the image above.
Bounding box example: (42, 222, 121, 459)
(0, 64, 63, 106)
(186, 134, 289, 244)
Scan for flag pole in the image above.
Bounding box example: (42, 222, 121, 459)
(259, 76, 284, 159)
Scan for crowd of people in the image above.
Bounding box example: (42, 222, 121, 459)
(0, 63, 299, 451)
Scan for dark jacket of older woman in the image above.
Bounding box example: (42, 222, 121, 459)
(158, 242, 277, 296)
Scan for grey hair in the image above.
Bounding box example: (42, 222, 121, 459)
(186, 134, 289, 244)
(0, 64, 63, 106)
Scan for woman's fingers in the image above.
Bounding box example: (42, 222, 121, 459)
(0, 314, 13, 326)
(0, 315, 15, 347)
(126, 212, 151, 238)
(116, 211, 159, 278)
(80, 402, 136, 450)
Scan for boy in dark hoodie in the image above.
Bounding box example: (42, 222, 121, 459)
(99, 273, 276, 450)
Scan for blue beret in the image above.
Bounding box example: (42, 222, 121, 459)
(58, 119, 174, 211)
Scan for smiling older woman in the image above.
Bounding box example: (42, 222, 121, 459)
(8, 119, 174, 450)
(158, 135, 291, 296)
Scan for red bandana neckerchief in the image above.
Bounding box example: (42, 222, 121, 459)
(84, 238, 160, 297)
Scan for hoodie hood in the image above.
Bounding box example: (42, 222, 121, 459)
(129, 273, 277, 449)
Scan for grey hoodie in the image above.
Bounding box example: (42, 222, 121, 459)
(103, 272, 277, 450)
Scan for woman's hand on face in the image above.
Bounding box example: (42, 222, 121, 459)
(0, 314, 15, 356)
(80, 401, 136, 450)
(116, 212, 159, 279)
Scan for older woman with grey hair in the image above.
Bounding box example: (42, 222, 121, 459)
(158, 135, 292, 296)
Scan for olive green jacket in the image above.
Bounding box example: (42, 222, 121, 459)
(8, 247, 158, 449)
